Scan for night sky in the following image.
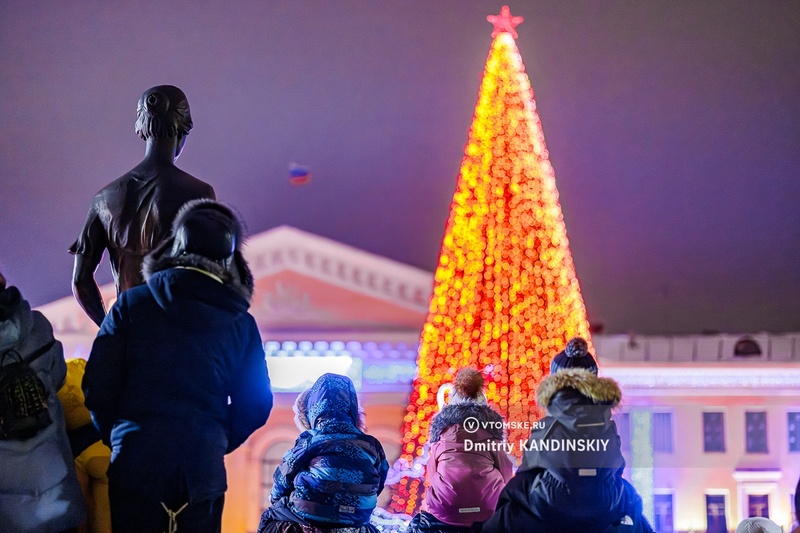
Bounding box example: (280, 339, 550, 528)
(1, 1, 798, 335)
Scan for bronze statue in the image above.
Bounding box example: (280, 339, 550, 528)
(70, 85, 216, 326)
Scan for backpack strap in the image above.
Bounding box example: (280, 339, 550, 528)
(25, 339, 57, 364)
(1, 339, 57, 368)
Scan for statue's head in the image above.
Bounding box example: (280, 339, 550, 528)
(134, 85, 193, 142)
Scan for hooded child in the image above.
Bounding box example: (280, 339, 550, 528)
(407, 368, 514, 533)
(258, 373, 389, 533)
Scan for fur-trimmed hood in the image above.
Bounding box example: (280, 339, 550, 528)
(429, 402, 505, 442)
(536, 368, 622, 409)
(142, 199, 254, 302)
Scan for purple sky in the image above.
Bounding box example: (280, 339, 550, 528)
(1, 1, 798, 335)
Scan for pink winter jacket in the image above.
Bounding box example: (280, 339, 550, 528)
(422, 409, 514, 526)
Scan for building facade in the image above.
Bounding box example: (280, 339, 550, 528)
(38, 227, 800, 533)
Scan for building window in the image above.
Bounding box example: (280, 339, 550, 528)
(261, 440, 294, 508)
(748, 494, 770, 518)
(703, 412, 726, 453)
(705, 494, 728, 533)
(789, 412, 800, 452)
(614, 412, 630, 451)
(734, 337, 762, 357)
(653, 493, 674, 533)
(745, 411, 768, 454)
(652, 412, 673, 453)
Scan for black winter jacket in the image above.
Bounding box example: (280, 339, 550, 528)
(480, 468, 654, 533)
(480, 369, 654, 533)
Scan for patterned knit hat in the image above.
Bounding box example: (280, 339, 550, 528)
(550, 337, 598, 375)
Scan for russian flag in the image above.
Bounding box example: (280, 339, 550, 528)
(289, 163, 312, 185)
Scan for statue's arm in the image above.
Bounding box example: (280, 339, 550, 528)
(72, 254, 107, 327)
(70, 207, 108, 327)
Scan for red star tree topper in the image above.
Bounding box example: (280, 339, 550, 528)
(487, 5, 524, 39)
(387, 6, 591, 516)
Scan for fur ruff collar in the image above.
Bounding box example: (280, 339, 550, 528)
(429, 402, 505, 442)
(536, 368, 622, 408)
(143, 252, 253, 301)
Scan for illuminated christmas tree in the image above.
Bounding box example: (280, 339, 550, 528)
(386, 6, 592, 516)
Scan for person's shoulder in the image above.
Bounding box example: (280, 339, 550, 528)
(353, 432, 387, 461)
(112, 283, 154, 311)
(361, 431, 385, 449)
(121, 282, 151, 298)
(30, 309, 54, 330)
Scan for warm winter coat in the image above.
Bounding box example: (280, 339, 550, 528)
(481, 368, 653, 533)
(0, 286, 86, 532)
(480, 468, 654, 533)
(82, 226, 273, 503)
(266, 374, 389, 527)
(421, 403, 513, 526)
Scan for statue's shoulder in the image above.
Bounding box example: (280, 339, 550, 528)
(94, 172, 135, 197)
(173, 168, 215, 195)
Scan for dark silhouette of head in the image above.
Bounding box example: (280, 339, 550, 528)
(171, 203, 238, 264)
(134, 85, 193, 141)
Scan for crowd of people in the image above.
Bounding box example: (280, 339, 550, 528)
(5, 261, 798, 533)
(2, 85, 798, 532)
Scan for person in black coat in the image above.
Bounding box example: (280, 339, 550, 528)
(480, 338, 654, 533)
(83, 199, 273, 533)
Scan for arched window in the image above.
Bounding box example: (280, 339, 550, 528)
(734, 338, 762, 357)
(261, 440, 295, 508)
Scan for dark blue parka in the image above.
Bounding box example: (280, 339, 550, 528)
(83, 229, 273, 502)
